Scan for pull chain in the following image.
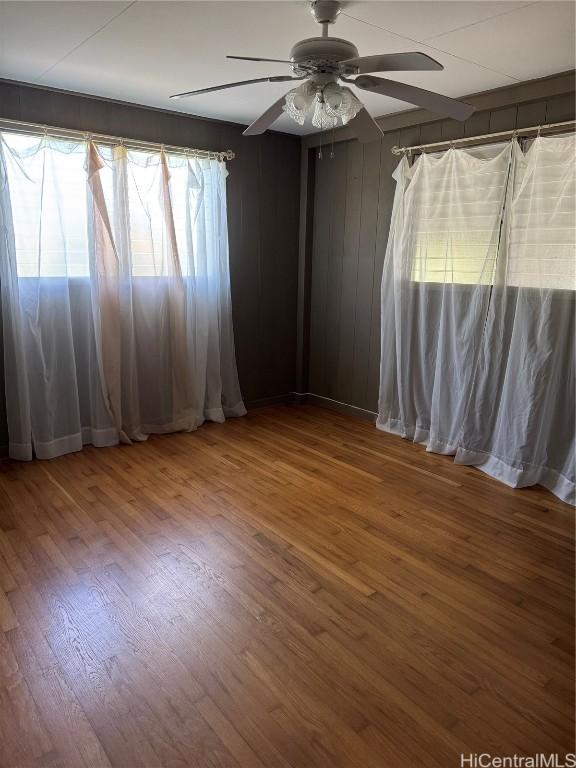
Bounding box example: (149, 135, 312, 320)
(318, 105, 323, 160)
(317, 114, 337, 160)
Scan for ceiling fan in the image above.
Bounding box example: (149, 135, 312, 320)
(170, 0, 475, 142)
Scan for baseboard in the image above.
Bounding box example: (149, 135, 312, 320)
(291, 392, 377, 423)
(244, 391, 378, 422)
(245, 393, 296, 409)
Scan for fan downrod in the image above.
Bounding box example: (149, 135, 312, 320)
(310, 1, 342, 36)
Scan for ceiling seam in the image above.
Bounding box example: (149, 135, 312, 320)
(422, 1, 538, 42)
(36, 0, 137, 81)
(341, 11, 522, 83)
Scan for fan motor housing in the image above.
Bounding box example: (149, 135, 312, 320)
(290, 37, 359, 75)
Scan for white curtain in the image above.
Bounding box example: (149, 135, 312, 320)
(0, 131, 245, 461)
(378, 135, 575, 505)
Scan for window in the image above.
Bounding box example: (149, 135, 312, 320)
(2, 132, 219, 279)
(507, 135, 576, 290)
(4, 133, 90, 278)
(408, 144, 509, 286)
(407, 136, 576, 290)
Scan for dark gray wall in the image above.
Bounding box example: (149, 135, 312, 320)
(0, 72, 574, 452)
(0, 79, 301, 413)
(303, 79, 575, 415)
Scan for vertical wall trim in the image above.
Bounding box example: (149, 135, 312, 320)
(296, 146, 316, 393)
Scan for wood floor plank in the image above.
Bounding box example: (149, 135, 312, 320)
(0, 404, 573, 767)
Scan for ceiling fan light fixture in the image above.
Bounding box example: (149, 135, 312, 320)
(312, 98, 339, 130)
(284, 81, 362, 129)
(283, 81, 316, 125)
(310, 83, 362, 129)
(324, 83, 362, 125)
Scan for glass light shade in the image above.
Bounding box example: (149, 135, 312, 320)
(324, 84, 362, 125)
(283, 81, 316, 125)
(284, 81, 363, 129)
(311, 100, 338, 130)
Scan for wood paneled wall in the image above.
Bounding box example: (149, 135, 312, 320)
(303, 76, 575, 415)
(0, 72, 574, 452)
(0, 80, 301, 415)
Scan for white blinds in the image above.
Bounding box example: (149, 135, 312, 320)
(507, 135, 576, 289)
(408, 137, 576, 291)
(409, 144, 510, 286)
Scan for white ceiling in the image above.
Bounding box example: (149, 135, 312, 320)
(0, 1, 574, 135)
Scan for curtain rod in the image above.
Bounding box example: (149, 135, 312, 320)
(0, 117, 235, 161)
(391, 119, 575, 156)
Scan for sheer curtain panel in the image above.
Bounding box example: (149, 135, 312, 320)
(0, 131, 245, 461)
(378, 136, 575, 504)
(456, 137, 575, 502)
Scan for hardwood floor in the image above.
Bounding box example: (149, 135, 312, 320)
(0, 405, 573, 768)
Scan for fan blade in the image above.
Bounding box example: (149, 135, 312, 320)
(170, 75, 294, 100)
(353, 75, 475, 121)
(228, 55, 293, 64)
(348, 108, 384, 143)
(342, 52, 443, 74)
(243, 94, 290, 136)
